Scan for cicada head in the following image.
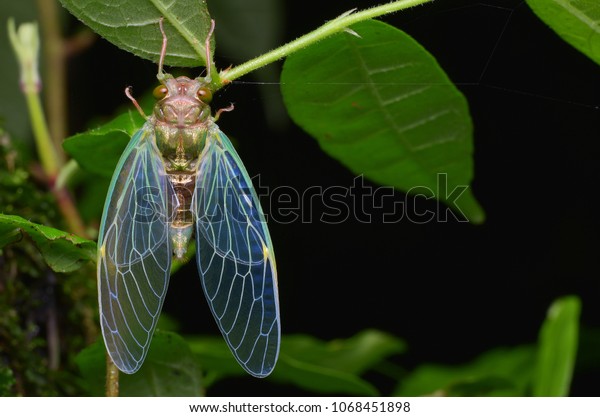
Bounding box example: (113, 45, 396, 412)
(153, 76, 213, 128)
(151, 76, 214, 168)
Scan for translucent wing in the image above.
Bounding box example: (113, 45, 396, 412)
(97, 124, 174, 374)
(194, 124, 280, 377)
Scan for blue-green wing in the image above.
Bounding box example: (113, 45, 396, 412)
(97, 124, 174, 374)
(194, 125, 280, 378)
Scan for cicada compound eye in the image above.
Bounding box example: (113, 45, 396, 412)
(197, 87, 212, 104)
(153, 85, 168, 99)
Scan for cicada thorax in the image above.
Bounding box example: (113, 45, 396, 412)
(152, 75, 213, 258)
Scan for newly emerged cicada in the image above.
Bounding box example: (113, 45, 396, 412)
(97, 19, 280, 378)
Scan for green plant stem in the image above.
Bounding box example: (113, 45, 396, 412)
(36, 0, 68, 149)
(53, 186, 87, 238)
(9, 19, 87, 238)
(24, 91, 61, 178)
(55, 159, 80, 190)
(27, 90, 87, 237)
(9, 18, 64, 176)
(218, 0, 432, 87)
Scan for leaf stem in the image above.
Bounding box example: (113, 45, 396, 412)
(52, 186, 88, 238)
(219, 0, 433, 85)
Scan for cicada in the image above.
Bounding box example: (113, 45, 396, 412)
(97, 19, 280, 378)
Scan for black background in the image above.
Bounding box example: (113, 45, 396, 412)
(66, 0, 600, 395)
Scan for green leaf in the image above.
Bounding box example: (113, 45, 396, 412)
(58, 0, 212, 67)
(281, 329, 406, 375)
(533, 296, 581, 396)
(281, 20, 484, 223)
(188, 330, 404, 395)
(273, 354, 378, 396)
(526, 0, 600, 66)
(77, 331, 204, 396)
(209, 0, 287, 128)
(394, 346, 536, 396)
(209, 0, 283, 64)
(76, 173, 111, 222)
(63, 110, 144, 178)
(0, 214, 95, 273)
(190, 335, 378, 395)
(186, 336, 247, 382)
(276, 330, 405, 395)
(187, 336, 378, 396)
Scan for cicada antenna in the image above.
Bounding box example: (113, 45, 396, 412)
(214, 103, 234, 122)
(125, 87, 148, 119)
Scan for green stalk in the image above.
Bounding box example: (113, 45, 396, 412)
(9, 19, 87, 238)
(24, 91, 61, 178)
(217, 0, 432, 86)
(36, 0, 69, 151)
(8, 19, 62, 178)
(55, 159, 80, 190)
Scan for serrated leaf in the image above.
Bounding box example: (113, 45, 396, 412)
(77, 331, 204, 396)
(0, 214, 95, 273)
(526, 0, 600, 66)
(58, 0, 212, 67)
(63, 110, 144, 177)
(533, 296, 581, 396)
(281, 20, 484, 223)
(394, 345, 536, 396)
